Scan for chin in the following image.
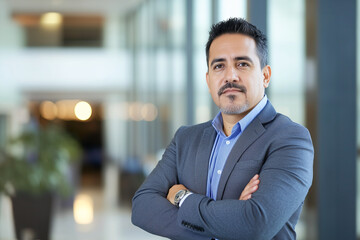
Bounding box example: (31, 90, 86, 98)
(220, 103, 249, 115)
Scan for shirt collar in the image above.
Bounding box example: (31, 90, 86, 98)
(212, 95, 268, 137)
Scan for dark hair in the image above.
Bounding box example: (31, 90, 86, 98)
(205, 18, 268, 69)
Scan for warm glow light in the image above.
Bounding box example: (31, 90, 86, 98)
(40, 101, 57, 120)
(74, 101, 92, 121)
(141, 103, 158, 121)
(40, 12, 62, 26)
(73, 194, 94, 225)
(56, 100, 69, 119)
(128, 102, 143, 121)
(56, 100, 78, 120)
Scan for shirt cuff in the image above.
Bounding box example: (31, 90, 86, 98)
(179, 192, 192, 207)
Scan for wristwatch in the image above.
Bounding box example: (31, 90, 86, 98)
(174, 189, 189, 207)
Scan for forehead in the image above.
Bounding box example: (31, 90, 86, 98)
(209, 33, 258, 62)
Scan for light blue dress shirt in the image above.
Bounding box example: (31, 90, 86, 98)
(206, 95, 268, 200)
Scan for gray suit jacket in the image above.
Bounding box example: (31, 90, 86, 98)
(132, 101, 314, 240)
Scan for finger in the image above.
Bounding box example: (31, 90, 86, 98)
(247, 175, 260, 188)
(244, 179, 260, 191)
(242, 181, 258, 194)
(244, 194, 252, 200)
(249, 178, 260, 185)
(252, 174, 259, 180)
(239, 175, 260, 200)
(240, 192, 252, 200)
(239, 182, 259, 200)
(243, 184, 259, 196)
(249, 174, 259, 183)
(245, 176, 259, 188)
(240, 185, 258, 200)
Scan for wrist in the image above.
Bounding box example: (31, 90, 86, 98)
(174, 189, 191, 207)
(179, 192, 192, 207)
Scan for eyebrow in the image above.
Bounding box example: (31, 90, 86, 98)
(235, 56, 254, 64)
(210, 56, 254, 67)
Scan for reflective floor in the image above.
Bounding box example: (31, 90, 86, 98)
(0, 185, 311, 240)
(51, 206, 165, 240)
(0, 187, 166, 240)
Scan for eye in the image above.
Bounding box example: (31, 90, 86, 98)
(213, 64, 224, 70)
(237, 62, 250, 67)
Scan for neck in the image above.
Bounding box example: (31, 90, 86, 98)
(221, 113, 245, 136)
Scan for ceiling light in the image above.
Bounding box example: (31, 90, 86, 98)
(40, 12, 62, 26)
(74, 101, 92, 121)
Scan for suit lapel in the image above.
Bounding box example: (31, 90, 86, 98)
(216, 102, 277, 200)
(194, 125, 217, 195)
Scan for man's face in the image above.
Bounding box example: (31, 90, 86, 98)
(206, 33, 271, 117)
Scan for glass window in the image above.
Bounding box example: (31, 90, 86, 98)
(169, 0, 187, 132)
(218, 0, 247, 20)
(268, 0, 305, 125)
(194, 0, 212, 123)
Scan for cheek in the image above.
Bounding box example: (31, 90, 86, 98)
(246, 81, 263, 98)
(210, 82, 220, 94)
(211, 89, 219, 100)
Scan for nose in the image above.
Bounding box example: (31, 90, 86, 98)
(224, 66, 239, 83)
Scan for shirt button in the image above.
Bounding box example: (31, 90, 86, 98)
(226, 140, 230, 145)
(217, 170, 222, 175)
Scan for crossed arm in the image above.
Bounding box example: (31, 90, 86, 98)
(131, 133, 260, 240)
(167, 174, 260, 205)
(132, 165, 261, 240)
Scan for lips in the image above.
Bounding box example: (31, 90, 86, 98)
(222, 88, 242, 94)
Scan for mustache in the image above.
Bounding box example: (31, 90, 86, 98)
(218, 82, 247, 96)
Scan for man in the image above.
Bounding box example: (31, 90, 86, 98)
(132, 18, 313, 240)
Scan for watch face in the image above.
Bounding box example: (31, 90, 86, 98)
(174, 190, 187, 205)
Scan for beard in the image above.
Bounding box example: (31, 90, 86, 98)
(219, 94, 250, 115)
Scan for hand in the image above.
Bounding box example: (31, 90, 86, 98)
(239, 174, 260, 200)
(167, 184, 188, 205)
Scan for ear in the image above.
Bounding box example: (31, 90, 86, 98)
(206, 72, 211, 92)
(262, 65, 271, 88)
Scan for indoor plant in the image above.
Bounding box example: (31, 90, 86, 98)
(0, 124, 82, 240)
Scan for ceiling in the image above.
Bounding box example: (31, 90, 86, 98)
(5, 0, 145, 15)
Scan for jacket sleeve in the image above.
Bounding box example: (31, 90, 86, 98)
(177, 124, 314, 240)
(131, 127, 210, 240)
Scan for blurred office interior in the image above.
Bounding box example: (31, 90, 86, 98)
(0, 0, 358, 239)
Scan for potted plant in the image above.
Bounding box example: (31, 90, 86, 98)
(0, 124, 82, 240)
